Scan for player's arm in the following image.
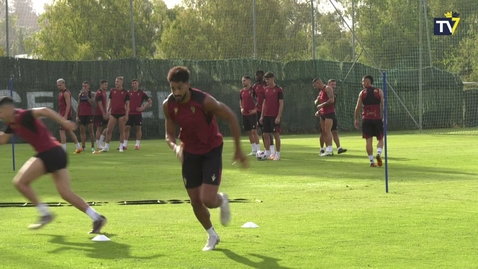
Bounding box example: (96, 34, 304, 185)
(354, 92, 363, 122)
(314, 96, 320, 106)
(239, 92, 244, 114)
(87, 92, 96, 106)
(31, 108, 76, 131)
(96, 95, 106, 115)
(143, 97, 153, 111)
(76, 93, 81, 119)
(379, 89, 386, 122)
(204, 95, 242, 151)
(317, 87, 334, 109)
(107, 91, 112, 113)
(0, 128, 12, 145)
(277, 91, 284, 119)
(64, 91, 72, 119)
(162, 100, 177, 150)
(124, 94, 130, 117)
(261, 98, 266, 118)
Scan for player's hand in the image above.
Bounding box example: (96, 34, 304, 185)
(102, 113, 108, 120)
(173, 144, 184, 164)
(124, 115, 129, 122)
(62, 121, 77, 131)
(76, 117, 80, 123)
(240, 108, 245, 114)
(249, 109, 256, 115)
(275, 117, 280, 124)
(136, 107, 143, 112)
(259, 117, 263, 124)
(314, 111, 319, 117)
(354, 120, 359, 129)
(316, 104, 322, 110)
(233, 148, 248, 169)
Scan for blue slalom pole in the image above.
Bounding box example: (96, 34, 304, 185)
(382, 72, 388, 193)
(10, 78, 16, 171)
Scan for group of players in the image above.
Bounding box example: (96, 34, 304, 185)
(0, 66, 384, 252)
(56, 76, 152, 154)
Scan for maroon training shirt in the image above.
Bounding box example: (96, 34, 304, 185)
(58, 89, 72, 118)
(109, 88, 130, 114)
(263, 85, 284, 117)
(240, 87, 256, 116)
(361, 87, 382, 120)
(128, 90, 149, 115)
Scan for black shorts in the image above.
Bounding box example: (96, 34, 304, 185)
(36, 146, 68, 174)
(126, 114, 142, 126)
(256, 111, 263, 129)
(78, 115, 93, 126)
(242, 115, 257, 131)
(320, 113, 338, 131)
(182, 144, 223, 189)
(262, 116, 281, 133)
(362, 119, 383, 139)
(94, 115, 108, 127)
(111, 114, 125, 120)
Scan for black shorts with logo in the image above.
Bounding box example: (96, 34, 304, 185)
(36, 146, 68, 174)
(262, 116, 281, 133)
(126, 114, 142, 127)
(94, 115, 109, 127)
(320, 112, 338, 131)
(362, 119, 383, 139)
(78, 115, 93, 126)
(242, 115, 257, 131)
(182, 143, 223, 189)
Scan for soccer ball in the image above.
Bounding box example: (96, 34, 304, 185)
(256, 151, 267, 161)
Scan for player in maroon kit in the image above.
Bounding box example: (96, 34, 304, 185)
(76, 81, 96, 153)
(253, 70, 274, 154)
(354, 75, 384, 167)
(93, 80, 109, 153)
(56, 79, 82, 153)
(0, 96, 107, 233)
(259, 72, 283, 160)
(163, 66, 248, 251)
(99, 76, 130, 153)
(240, 76, 260, 155)
(313, 78, 335, 156)
(124, 79, 152, 150)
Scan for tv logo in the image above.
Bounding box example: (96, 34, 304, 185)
(434, 11, 460, 35)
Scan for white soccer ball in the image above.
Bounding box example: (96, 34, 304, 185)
(256, 151, 267, 161)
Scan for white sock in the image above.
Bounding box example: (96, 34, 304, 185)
(104, 143, 109, 149)
(265, 150, 271, 156)
(135, 140, 140, 147)
(85, 207, 101, 221)
(95, 140, 99, 148)
(119, 143, 124, 150)
(270, 145, 275, 155)
(124, 140, 128, 147)
(338, 146, 342, 150)
(255, 143, 261, 151)
(99, 135, 105, 145)
(320, 147, 324, 151)
(377, 148, 383, 155)
(251, 143, 255, 151)
(327, 146, 333, 152)
(206, 226, 217, 237)
(368, 155, 374, 163)
(75, 143, 81, 149)
(62, 144, 67, 151)
(37, 203, 50, 216)
(275, 152, 280, 158)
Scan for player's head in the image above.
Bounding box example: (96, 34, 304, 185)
(131, 79, 139, 90)
(115, 76, 124, 88)
(242, 76, 252, 88)
(57, 78, 66, 90)
(312, 78, 324, 89)
(255, 70, 264, 82)
(264, 72, 275, 87)
(100, 79, 108, 90)
(327, 79, 336, 90)
(82, 81, 90, 92)
(362, 75, 373, 87)
(0, 96, 15, 122)
(168, 66, 191, 103)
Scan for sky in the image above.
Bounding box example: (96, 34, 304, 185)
(32, 0, 183, 14)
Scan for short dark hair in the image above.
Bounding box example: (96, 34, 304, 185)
(312, 78, 322, 83)
(363, 75, 374, 84)
(264, 72, 274, 78)
(328, 79, 336, 84)
(131, 78, 139, 83)
(0, 96, 14, 107)
(100, 80, 108, 84)
(82, 81, 90, 85)
(242, 76, 251, 80)
(168, 66, 190, 83)
(255, 70, 264, 75)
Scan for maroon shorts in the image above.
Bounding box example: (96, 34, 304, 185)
(181, 144, 223, 189)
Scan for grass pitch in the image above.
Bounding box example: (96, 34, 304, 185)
(0, 132, 477, 269)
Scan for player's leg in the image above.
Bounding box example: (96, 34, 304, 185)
(117, 116, 127, 152)
(12, 157, 52, 228)
(332, 117, 347, 154)
(319, 125, 325, 154)
(362, 121, 376, 166)
(68, 129, 82, 153)
(249, 116, 259, 154)
(59, 129, 67, 151)
(87, 121, 95, 152)
(101, 116, 117, 152)
(134, 125, 142, 149)
(262, 117, 273, 157)
(243, 116, 255, 155)
(271, 124, 281, 160)
(79, 121, 87, 150)
(320, 116, 333, 156)
(375, 120, 384, 166)
(124, 116, 132, 150)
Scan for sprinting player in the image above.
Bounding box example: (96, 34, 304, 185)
(76, 81, 96, 153)
(313, 78, 335, 156)
(93, 80, 109, 152)
(354, 75, 384, 167)
(317, 79, 347, 154)
(124, 79, 152, 150)
(0, 96, 107, 232)
(259, 72, 283, 160)
(100, 76, 130, 153)
(57, 79, 82, 153)
(240, 76, 260, 155)
(163, 66, 248, 251)
(252, 70, 274, 154)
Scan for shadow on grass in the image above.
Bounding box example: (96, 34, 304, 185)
(39, 234, 162, 260)
(217, 249, 293, 269)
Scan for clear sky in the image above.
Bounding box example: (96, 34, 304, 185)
(32, 0, 183, 14)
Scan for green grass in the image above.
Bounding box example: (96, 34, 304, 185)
(0, 133, 477, 269)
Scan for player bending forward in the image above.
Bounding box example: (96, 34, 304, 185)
(0, 96, 107, 232)
(354, 75, 384, 167)
(163, 66, 248, 251)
